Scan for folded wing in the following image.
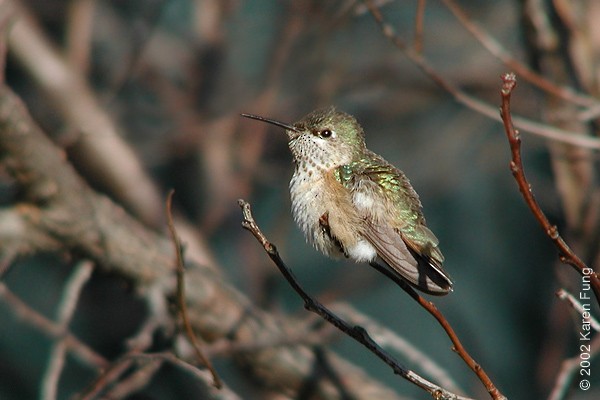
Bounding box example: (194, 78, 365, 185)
(337, 152, 453, 295)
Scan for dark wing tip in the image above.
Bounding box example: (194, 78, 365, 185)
(410, 252, 453, 296)
(428, 260, 453, 291)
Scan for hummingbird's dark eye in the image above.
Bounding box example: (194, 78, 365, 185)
(320, 129, 333, 138)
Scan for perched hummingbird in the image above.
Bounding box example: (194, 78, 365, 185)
(242, 107, 452, 295)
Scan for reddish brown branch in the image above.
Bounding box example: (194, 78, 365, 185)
(367, 261, 506, 400)
(499, 73, 600, 306)
(165, 190, 222, 389)
(419, 297, 501, 398)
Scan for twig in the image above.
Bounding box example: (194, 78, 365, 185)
(166, 190, 222, 389)
(556, 289, 600, 332)
(238, 199, 473, 400)
(75, 304, 164, 400)
(75, 352, 142, 400)
(499, 73, 600, 306)
(103, 360, 163, 399)
(361, 0, 600, 150)
(41, 260, 94, 400)
(130, 353, 241, 400)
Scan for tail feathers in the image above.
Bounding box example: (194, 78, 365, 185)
(371, 255, 453, 296)
(414, 254, 453, 295)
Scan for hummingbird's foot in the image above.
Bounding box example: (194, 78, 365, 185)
(318, 212, 330, 230)
(319, 212, 347, 257)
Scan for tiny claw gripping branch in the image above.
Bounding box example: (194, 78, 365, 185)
(499, 73, 600, 307)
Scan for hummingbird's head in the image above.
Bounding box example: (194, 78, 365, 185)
(289, 107, 366, 167)
(241, 107, 366, 170)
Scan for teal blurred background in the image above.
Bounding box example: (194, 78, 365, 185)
(1, 0, 599, 399)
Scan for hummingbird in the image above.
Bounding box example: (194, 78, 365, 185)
(242, 107, 452, 295)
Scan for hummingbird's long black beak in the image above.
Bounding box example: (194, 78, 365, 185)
(241, 113, 300, 133)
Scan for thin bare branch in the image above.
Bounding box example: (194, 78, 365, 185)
(499, 73, 600, 306)
(75, 298, 164, 400)
(75, 355, 137, 400)
(41, 260, 94, 400)
(103, 361, 163, 399)
(556, 289, 600, 331)
(166, 190, 222, 388)
(129, 353, 241, 400)
(42, 341, 69, 400)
